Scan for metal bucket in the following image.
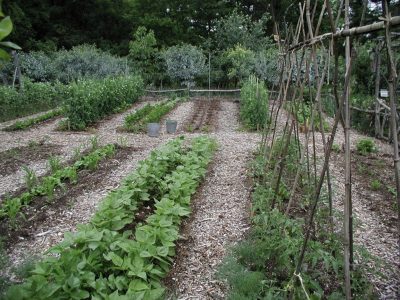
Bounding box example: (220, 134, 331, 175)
(147, 123, 160, 137)
(166, 120, 178, 134)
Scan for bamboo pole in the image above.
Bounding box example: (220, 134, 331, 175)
(295, 45, 355, 285)
(289, 16, 400, 51)
(343, 0, 353, 298)
(374, 43, 383, 137)
(383, 0, 400, 262)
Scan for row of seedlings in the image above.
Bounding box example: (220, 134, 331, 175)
(5, 136, 216, 299)
(3, 108, 64, 131)
(124, 97, 182, 133)
(0, 141, 117, 228)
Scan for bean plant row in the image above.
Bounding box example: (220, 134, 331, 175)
(0, 144, 116, 227)
(124, 97, 182, 133)
(4, 136, 216, 299)
(64, 76, 144, 130)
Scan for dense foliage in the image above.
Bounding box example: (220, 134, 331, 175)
(0, 80, 65, 122)
(240, 76, 269, 130)
(163, 44, 206, 89)
(5, 137, 216, 299)
(64, 76, 144, 130)
(1, 45, 128, 84)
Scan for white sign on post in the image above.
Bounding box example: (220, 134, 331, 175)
(380, 89, 389, 98)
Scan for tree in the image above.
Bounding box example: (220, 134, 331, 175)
(163, 44, 206, 89)
(225, 44, 255, 85)
(129, 26, 158, 82)
(214, 10, 269, 52)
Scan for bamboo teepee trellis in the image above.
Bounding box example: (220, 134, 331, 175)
(261, 1, 400, 299)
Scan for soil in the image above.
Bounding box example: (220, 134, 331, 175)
(0, 142, 62, 176)
(183, 98, 221, 133)
(334, 151, 397, 229)
(0, 146, 139, 250)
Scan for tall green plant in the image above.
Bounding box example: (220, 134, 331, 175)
(240, 76, 269, 130)
(64, 76, 144, 130)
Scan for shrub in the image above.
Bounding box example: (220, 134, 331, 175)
(240, 75, 269, 130)
(163, 44, 206, 89)
(54, 45, 128, 84)
(64, 76, 144, 130)
(356, 138, 377, 155)
(20, 51, 57, 82)
(0, 80, 65, 122)
(0, 45, 130, 84)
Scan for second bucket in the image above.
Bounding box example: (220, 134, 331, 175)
(166, 120, 178, 134)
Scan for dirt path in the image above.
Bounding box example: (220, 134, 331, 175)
(165, 101, 260, 298)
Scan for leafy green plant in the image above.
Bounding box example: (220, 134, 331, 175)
(0, 4, 21, 63)
(0, 81, 66, 122)
(240, 75, 269, 130)
(47, 156, 62, 173)
(64, 76, 144, 130)
(370, 179, 381, 191)
(331, 143, 341, 153)
(356, 138, 377, 155)
(163, 44, 206, 89)
(89, 135, 99, 150)
(287, 101, 330, 132)
(0, 144, 116, 225)
(5, 137, 217, 299)
(124, 98, 181, 133)
(22, 166, 38, 190)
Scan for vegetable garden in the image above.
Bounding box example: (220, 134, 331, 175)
(0, 1, 400, 300)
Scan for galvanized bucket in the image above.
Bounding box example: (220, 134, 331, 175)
(166, 120, 178, 134)
(147, 123, 160, 137)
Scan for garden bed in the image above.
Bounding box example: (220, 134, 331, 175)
(0, 143, 62, 177)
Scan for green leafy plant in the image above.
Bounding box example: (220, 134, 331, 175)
(370, 179, 381, 191)
(0, 144, 116, 225)
(0, 4, 21, 63)
(124, 98, 181, 133)
(356, 138, 377, 155)
(163, 44, 206, 89)
(22, 166, 38, 190)
(89, 135, 99, 150)
(240, 75, 269, 130)
(47, 156, 62, 173)
(4, 137, 217, 299)
(64, 76, 144, 130)
(331, 143, 341, 153)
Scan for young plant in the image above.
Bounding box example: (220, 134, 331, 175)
(47, 156, 62, 173)
(331, 143, 341, 153)
(89, 135, 99, 150)
(22, 166, 38, 190)
(370, 179, 381, 191)
(356, 138, 377, 155)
